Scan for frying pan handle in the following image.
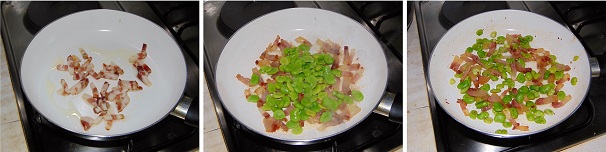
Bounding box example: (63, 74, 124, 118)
(592, 56, 606, 77)
(373, 91, 403, 124)
(170, 95, 199, 127)
(389, 92, 403, 123)
(184, 96, 199, 127)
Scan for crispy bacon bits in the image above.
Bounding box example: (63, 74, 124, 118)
(130, 43, 152, 87)
(79, 80, 137, 130)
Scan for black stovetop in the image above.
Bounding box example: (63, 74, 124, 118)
(414, 1, 606, 151)
(1, 1, 199, 151)
(203, 1, 402, 151)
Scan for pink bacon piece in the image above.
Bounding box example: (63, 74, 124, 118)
(72, 71, 86, 81)
(95, 62, 124, 80)
(95, 100, 109, 117)
(79, 48, 89, 60)
(341, 71, 353, 95)
(317, 39, 340, 55)
(129, 43, 153, 87)
(78, 57, 93, 73)
(129, 43, 147, 63)
(295, 36, 313, 47)
(107, 87, 126, 101)
(116, 92, 130, 112)
(117, 79, 143, 92)
(137, 72, 152, 87)
(80, 115, 105, 131)
(82, 93, 97, 107)
(331, 54, 340, 69)
(109, 61, 125, 75)
(67, 78, 89, 95)
(77, 50, 95, 79)
(90, 82, 99, 98)
(82, 82, 100, 107)
(67, 55, 82, 76)
(103, 114, 125, 121)
(101, 112, 124, 131)
(67, 55, 81, 68)
(236, 74, 252, 87)
(93, 116, 103, 124)
(71, 49, 96, 80)
(93, 106, 105, 115)
(105, 120, 113, 131)
(58, 78, 89, 96)
(99, 101, 110, 111)
(133, 60, 152, 87)
(343, 46, 352, 65)
(80, 116, 94, 131)
(57, 79, 70, 96)
(133, 60, 152, 74)
(56, 64, 69, 71)
(101, 81, 110, 97)
(351, 67, 365, 84)
(346, 49, 356, 66)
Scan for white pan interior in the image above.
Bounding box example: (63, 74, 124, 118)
(20, 9, 187, 137)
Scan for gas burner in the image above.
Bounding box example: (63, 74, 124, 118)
(439, 1, 508, 28)
(218, 1, 294, 37)
(24, 2, 100, 34)
(551, 2, 606, 56)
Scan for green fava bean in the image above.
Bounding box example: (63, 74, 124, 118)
(286, 120, 299, 129)
(273, 109, 286, 119)
(333, 91, 345, 99)
(535, 117, 546, 124)
(470, 110, 478, 119)
(503, 121, 512, 128)
(484, 117, 493, 124)
(344, 96, 354, 104)
(351, 90, 364, 101)
(494, 113, 506, 123)
(493, 102, 504, 112)
(247, 95, 260, 103)
(267, 83, 276, 93)
(478, 111, 489, 120)
(517, 73, 526, 83)
(292, 127, 303, 135)
(324, 73, 336, 84)
(320, 112, 332, 123)
(509, 108, 519, 119)
(476, 29, 484, 36)
(324, 55, 335, 64)
(250, 74, 260, 86)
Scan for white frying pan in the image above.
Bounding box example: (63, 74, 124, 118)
(20, 9, 187, 137)
(215, 8, 388, 143)
(429, 10, 591, 137)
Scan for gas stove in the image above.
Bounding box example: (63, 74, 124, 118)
(414, 1, 606, 151)
(1, 1, 199, 151)
(203, 1, 402, 151)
